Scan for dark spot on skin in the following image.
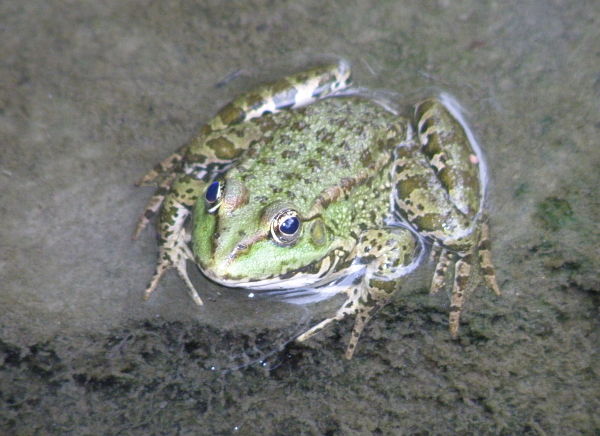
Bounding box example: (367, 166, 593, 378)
(281, 150, 298, 159)
(200, 124, 213, 135)
(278, 134, 292, 145)
(206, 137, 238, 160)
(356, 255, 375, 265)
(456, 274, 469, 288)
(291, 121, 306, 131)
(217, 103, 245, 125)
(245, 93, 265, 111)
(481, 266, 495, 276)
(259, 157, 276, 166)
(478, 240, 491, 250)
(307, 158, 321, 170)
(185, 152, 207, 164)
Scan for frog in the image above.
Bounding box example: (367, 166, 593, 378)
(134, 59, 501, 359)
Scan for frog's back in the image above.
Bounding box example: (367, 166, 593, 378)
(230, 97, 401, 212)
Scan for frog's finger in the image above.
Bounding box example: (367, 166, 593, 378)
(295, 314, 342, 344)
(136, 148, 185, 186)
(133, 173, 177, 239)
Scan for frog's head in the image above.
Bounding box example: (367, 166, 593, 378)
(192, 178, 334, 289)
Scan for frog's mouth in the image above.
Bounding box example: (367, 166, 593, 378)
(198, 244, 357, 291)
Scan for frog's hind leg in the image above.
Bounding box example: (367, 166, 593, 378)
(207, 59, 352, 132)
(444, 218, 500, 338)
(397, 98, 501, 337)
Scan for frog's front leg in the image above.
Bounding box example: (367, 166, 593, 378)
(296, 227, 420, 359)
(143, 175, 207, 305)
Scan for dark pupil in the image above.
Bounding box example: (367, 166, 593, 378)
(280, 216, 299, 235)
(205, 181, 220, 203)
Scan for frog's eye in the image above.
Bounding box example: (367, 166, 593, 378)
(271, 209, 301, 245)
(205, 180, 223, 213)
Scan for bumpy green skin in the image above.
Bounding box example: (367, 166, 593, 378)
(135, 60, 500, 359)
(193, 98, 404, 281)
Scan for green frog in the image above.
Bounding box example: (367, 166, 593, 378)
(134, 59, 500, 359)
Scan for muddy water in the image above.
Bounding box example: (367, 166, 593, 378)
(1, 1, 598, 434)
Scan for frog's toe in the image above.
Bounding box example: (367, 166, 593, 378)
(175, 260, 204, 306)
(295, 316, 339, 344)
(429, 246, 453, 295)
(448, 255, 472, 338)
(478, 218, 501, 296)
(143, 238, 203, 305)
(133, 208, 157, 240)
(143, 260, 203, 306)
(171, 241, 204, 306)
(345, 311, 370, 359)
(143, 262, 169, 301)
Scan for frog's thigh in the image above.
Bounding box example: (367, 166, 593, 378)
(393, 144, 471, 243)
(144, 175, 207, 305)
(414, 98, 481, 218)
